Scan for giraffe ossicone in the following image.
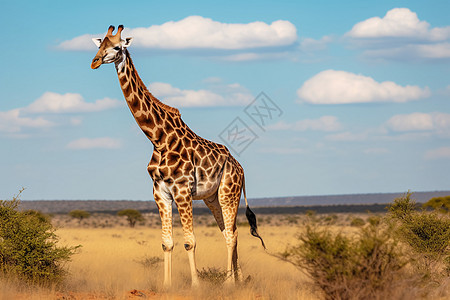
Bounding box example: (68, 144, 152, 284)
(91, 25, 265, 288)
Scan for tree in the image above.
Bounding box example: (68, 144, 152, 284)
(0, 189, 79, 285)
(69, 209, 90, 224)
(117, 209, 144, 228)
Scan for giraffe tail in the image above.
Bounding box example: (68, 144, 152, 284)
(243, 179, 266, 250)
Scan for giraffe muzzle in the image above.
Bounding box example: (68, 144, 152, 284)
(91, 56, 103, 69)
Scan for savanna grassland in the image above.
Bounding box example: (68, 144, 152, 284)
(0, 211, 361, 300)
(1, 207, 449, 300)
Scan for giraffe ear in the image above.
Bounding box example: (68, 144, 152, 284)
(92, 38, 102, 48)
(121, 37, 133, 48)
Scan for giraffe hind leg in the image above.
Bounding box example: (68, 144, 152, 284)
(219, 197, 242, 284)
(203, 193, 225, 231)
(204, 192, 243, 283)
(217, 172, 243, 283)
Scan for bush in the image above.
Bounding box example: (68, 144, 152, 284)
(198, 267, 229, 286)
(350, 217, 365, 227)
(136, 255, 163, 268)
(0, 190, 79, 285)
(388, 193, 450, 279)
(68, 210, 90, 224)
(278, 221, 405, 299)
(323, 214, 338, 225)
(117, 209, 144, 228)
(423, 195, 450, 213)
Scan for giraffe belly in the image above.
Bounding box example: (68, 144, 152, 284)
(192, 180, 220, 200)
(191, 162, 225, 200)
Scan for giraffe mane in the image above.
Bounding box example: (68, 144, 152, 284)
(126, 52, 181, 116)
(148, 92, 181, 116)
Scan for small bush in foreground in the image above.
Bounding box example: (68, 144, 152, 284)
(0, 190, 79, 285)
(198, 267, 229, 286)
(135, 255, 163, 268)
(278, 221, 405, 300)
(388, 193, 450, 280)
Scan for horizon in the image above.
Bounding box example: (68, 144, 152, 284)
(18, 189, 449, 202)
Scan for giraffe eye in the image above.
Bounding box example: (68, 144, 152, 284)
(113, 46, 120, 51)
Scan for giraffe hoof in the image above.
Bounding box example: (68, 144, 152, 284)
(162, 244, 173, 252)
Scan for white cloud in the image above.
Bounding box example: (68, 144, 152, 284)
(297, 70, 430, 104)
(0, 109, 54, 134)
(346, 8, 450, 60)
(347, 8, 449, 40)
(363, 42, 450, 60)
(386, 112, 450, 135)
(149, 81, 253, 107)
(58, 34, 98, 51)
(386, 113, 434, 131)
(268, 116, 342, 132)
(67, 137, 122, 150)
(414, 42, 450, 59)
(58, 16, 297, 51)
(0, 92, 122, 136)
(24, 92, 122, 114)
(425, 147, 450, 160)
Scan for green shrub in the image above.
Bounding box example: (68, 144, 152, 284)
(68, 209, 90, 224)
(388, 193, 450, 279)
(350, 217, 365, 227)
(423, 195, 450, 213)
(278, 222, 405, 300)
(305, 210, 316, 217)
(387, 192, 417, 221)
(0, 190, 79, 285)
(117, 209, 144, 228)
(23, 210, 51, 223)
(323, 214, 338, 225)
(284, 216, 299, 224)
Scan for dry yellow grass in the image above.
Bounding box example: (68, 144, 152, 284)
(1, 223, 320, 299)
(4, 212, 447, 299)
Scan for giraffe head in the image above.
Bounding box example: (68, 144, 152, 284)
(91, 25, 133, 69)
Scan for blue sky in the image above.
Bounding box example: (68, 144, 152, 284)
(1, 0, 449, 200)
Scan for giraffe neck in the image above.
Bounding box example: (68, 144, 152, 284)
(116, 50, 184, 150)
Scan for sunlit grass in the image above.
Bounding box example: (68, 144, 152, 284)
(2, 224, 317, 299)
(3, 212, 448, 299)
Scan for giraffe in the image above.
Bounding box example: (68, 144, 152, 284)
(91, 25, 265, 287)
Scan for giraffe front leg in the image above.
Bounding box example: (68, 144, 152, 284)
(153, 184, 174, 289)
(174, 189, 199, 287)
